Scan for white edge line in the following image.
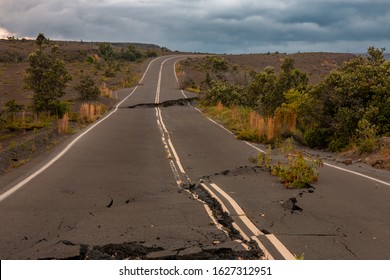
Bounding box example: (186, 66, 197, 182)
(173, 60, 188, 99)
(194, 107, 202, 114)
(244, 141, 266, 154)
(323, 162, 390, 186)
(0, 57, 161, 202)
(206, 117, 234, 135)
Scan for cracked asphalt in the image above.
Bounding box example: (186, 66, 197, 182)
(1, 56, 390, 260)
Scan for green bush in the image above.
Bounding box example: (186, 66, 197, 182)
(271, 152, 322, 188)
(237, 129, 261, 142)
(307, 47, 389, 151)
(355, 118, 378, 154)
(75, 75, 100, 100)
(303, 128, 329, 148)
(256, 147, 322, 188)
(204, 80, 248, 107)
(52, 100, 71, 117)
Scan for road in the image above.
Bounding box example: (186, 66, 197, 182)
(0, 56, 390, 260)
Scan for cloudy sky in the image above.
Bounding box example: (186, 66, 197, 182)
(0, 0, 389, 53)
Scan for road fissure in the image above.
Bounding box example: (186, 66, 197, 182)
(127, 97, 198, 109)
(155, 57, 298, 260)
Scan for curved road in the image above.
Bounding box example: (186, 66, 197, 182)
(1, 56, 389, 260)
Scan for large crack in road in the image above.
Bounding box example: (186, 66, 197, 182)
(127, 97, 198, 109)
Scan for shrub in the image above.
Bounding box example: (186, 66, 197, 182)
(257, 145, 273, 169)
(256, 147, 322, 189)
(237, 129, 261, 142)
(51, 100, 70, 118)
(271, 152, 322, 188)
(303, 128, 329, 148)
(308, 47, 390, 151)
(75, 75, 100, 100)
(355, 118, 379, 154)
(85, 56, 94, 64)
(98, 43, 114, 60)
(4, 99, 24, 121)
(204, 80, 248, 107)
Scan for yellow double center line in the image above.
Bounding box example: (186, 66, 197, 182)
(155, 57, 295, 260)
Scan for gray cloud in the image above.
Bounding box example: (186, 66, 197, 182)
(0, 0, 389, 53)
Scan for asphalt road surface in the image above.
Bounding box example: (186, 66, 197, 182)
(1, 56, 389, 260)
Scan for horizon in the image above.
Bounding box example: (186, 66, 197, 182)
(1, 37, 389, 57)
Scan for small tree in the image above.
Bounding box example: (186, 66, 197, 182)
(24, 33, 72, 114)
(98, 43, 114, 60)
(5, 99, 24, 121)
(75, 75, 100, 100)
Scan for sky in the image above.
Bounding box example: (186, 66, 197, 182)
(0, 0, 389, 54)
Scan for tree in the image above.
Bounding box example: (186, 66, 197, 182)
(120, 46, 144, 61)
(248, 66, 278, 115)
(75, 75, 100, 100)
(308, 46, 389, 151)
(24, 33, 72, 114)
(98, 43, 114, 60)
(5, 99, 24, 121)
(204, 80, 247, 107)
(248, 58, 308, 116)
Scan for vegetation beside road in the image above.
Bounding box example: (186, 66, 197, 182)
(178, 48, 390, 172)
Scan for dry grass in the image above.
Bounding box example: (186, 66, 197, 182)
(204, 102, 297, 143)
(248, 110, 296, 142)
(216, 101, 224, 113)
(100, 82, 112, 98)
(79, 103, 104, 124)
(57, 112, 69, 135)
